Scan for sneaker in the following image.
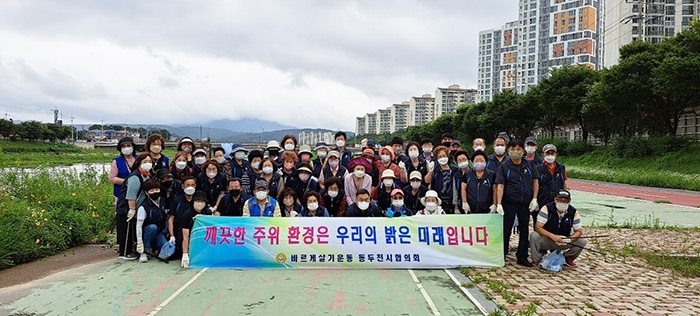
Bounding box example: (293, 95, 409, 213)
(564, 257, 577, 267)
(516, 257, 535, 267)
(139, 253, 148, 263)
(119, 253, 138, 260)
(532, 261, 539, 267)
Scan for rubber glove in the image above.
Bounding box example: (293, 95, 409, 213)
(398, 161, 406, 170)
(169, 236, 176, 245)
(290, 211, 299, 217)
(489, 204, 497, 214)
(528, 198, 538, 212)
(127, 209, 136, 221)
(136, 242, 144, 254)
(181, 253, 190, 268)
(427, 161, 435, 172)
(462, 202, 471, 213)
(496, 204, 504, 216)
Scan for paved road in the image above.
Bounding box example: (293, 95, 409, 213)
(569, 178, 700, 207)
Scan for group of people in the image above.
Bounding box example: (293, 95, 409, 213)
(109, 131, 586, 268)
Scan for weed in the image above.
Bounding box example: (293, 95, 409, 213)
(653, 200, 672, 204)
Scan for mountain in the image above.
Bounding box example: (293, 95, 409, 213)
(204, 118, 296, 133)
(126, 124, 354, 143)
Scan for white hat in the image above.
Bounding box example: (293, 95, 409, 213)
(420, 190, 442, 206)
(381, 169, 396, 179)
(267, 140, 280, 149)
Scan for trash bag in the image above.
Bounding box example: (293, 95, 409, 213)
(538, 250, 565, 272)
(159, 242, 175, 260)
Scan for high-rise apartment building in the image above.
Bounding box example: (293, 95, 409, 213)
(435, 84, 476, 115)
(377, 108, 392, 134)
(409, 94, 436, 126)
(478, 20, 519, 102)
(390, 102, 411, 132)
(355, 116, 367, 136)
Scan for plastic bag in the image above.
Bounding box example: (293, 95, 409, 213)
(538, 250, 565, 272)
(159, 242, 175, 260)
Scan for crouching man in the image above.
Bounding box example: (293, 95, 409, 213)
(530, 189, 587, 267)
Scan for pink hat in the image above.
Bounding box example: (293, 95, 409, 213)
(390, 188, 404, 197)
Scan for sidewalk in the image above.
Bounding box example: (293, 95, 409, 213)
(568, 179, 700, 208)
(463, 227, 700, 315)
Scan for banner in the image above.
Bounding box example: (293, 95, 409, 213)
(189, 215, 504, 269)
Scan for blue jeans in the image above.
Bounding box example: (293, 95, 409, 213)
(502, 201, 530, 260)
(143, 224, 168, 253)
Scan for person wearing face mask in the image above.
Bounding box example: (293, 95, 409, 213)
(196, 161, 226, 210)
(191, 149, 209, 178)
(416, 190, 446, 215)
(344, 157, 373, 205)
(424, 146, 459, 214)
(109, 137, 137, 205)
(440, 133, 454, 149)
(530, 190, 586, 267)
(229, 144, 251, 180)
(266, 140, 282, 168)
(487, 136, 509, 174)
(403, 141, 427, 180)
(334, 131, 353, 169)
(169, 176, 197, 259)
(318, 151, 347, 190)
(176, 137, 195, 164)
(360, 148, 381, 187)
(278, 151, 298, 187)
(169, 152, 194, 181)
(280, 134, 298, 155)
(461, 151, 496, 214)
(386, 189, 412, 217)
(158, 170, 181, 215)
(216, 178, 245, 217)
(248, 149, 265, 180)
(524, 137, 543, 166)
(312, 142, 329, 178)
(319, 177, 347, 217)
(145, 134, 169, 175)
(449, 140, 463, 164)
(212, 147, 233, 180)
(278, 188, 302, 217)
(377, 146, 405, 187)
(420, 139, 435, 163)
(286, 163, 319, 203)
(257, 158, 283, 200)
(243, 180, 281, 217)
(135, 179, 168, 263)
(495, 139, 540, 267)
(472, 138, 487, 153)
(345, 189, 382, 217)
(536, 144, 568, 217)
(180, 191, 213, 268)
(300, 191, 330, 217)
(453, 150, 471, 214)
(115, 154, 154, 260)
(371, 169, 398, 211)
(403, 171, 428, 214)
(390, 137, 410, 167)
(297, 145, 314, 167)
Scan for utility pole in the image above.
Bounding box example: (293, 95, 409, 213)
(101, 119, 104, 142)
(70, 115, 75, 142)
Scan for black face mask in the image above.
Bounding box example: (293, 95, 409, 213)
(229, 189, 241, 197)
(161, 181, 172, 189)
(268, 150, 279, 157)
(442, 141, 451, 147)
(148, 192, 161, 200)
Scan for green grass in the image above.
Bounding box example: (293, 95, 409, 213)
(0, 167, 113, 269)
(0, 140, 114, 167)
(558, 144, 700, 191)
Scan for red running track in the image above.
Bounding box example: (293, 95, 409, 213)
(568, 179, 700, 208)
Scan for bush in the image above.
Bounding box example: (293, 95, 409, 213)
(536, 137, 596, 156)
(612, 136, 694, 158)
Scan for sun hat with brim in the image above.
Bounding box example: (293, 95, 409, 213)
(297, 165, 313, 174)
(193, 149, 208, 157)
(390, 188, 404, 197)
(298, 145, 313, 155)
(348, 157, 373, 173)
(314, 142, 329, 150)
(381, 169, 396, 179)
(231, 144, 249, 154)
(267, 140, 280, 149)
(409, 171, 422, 180)
(328, 151, 340, 159)
(379, 146, 395, 160)
(420, 190, 442, 206)
(542, 144, 557, 153)
(362, 148, 375, 156)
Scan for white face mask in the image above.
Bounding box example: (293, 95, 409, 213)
(437, 158, 449, 165)
(121, 147, 133, 156)
(307, 202, 319, 211)
(544, 155, 556, 164)
(255, 191, 268, 200)
(214, 157, 225, 164)
(193, 201, 206, 212)
(262, 166, 274, 174)
(234, 152, 246, 160)
(317, 151, 327, 158)
(183, 186, 196, 195)
(392, 199, 404, 208)
(494, 146, 506, 156)
(525, 146, 537, 154)
(207, 171, 217, 179)
(408, 151, 419, 158)
(422, 147, 433, 153)
(251, 162, 260, 170)
(284, 144, 295, 151)
(357, 201, 369, 210)
(458, 161, 470, 169)
(175, 161, 188, 170)
(336, 140, 345, 147)
(425, 202, 437, 211)
(473, 162, 487, 171)
(473, 146, 485, 152)
(299, 173, 311, 182)
(383, 179, 394, 187)
(194, 156, 206, 165)
(328, 190, 339, 198)
(381, 155, 391, 163)
(556, 202, 569, 212)
(354, 170, 365, 178)
(410, 181, 421, 189)
(329, 160, 339, 168)
(141, 162, 153, 172)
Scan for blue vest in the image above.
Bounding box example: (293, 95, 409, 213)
(537, 163, 567, 206)
(246, 197, 278, 217)
(542, 203, 576, 237)
(140, 196, 167, 232)
(464, 170, 495, 214)
(113, 155, 136, 197)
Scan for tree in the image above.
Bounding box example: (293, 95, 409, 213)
(0, 119, 14, 138)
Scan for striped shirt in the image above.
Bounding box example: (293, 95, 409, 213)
(537, 205, 581, 230)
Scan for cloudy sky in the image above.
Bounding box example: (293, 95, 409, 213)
(0, 1, 517, 131)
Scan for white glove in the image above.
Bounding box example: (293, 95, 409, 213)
(136, 242, 144, 254)
(181, 253, 190, 268)
(489, 204, 497, 214)
(127, 209, 136, 221)
(290, 211, 298, 217)
(210, 205, 217, 212)
(496, 204, 504, 216)
(462, 202, 471, 213)
(427, 161, 435, 172)
(528, 198, 538, 212)
(398, 161, 406, 170)
(169, 236, 176, 245)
